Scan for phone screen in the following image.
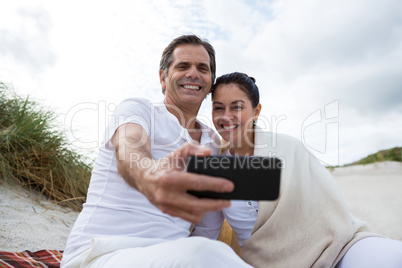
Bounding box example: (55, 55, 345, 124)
(187, 156, 281, 200)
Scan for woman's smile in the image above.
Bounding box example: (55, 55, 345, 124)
(220, 123, 239, 130)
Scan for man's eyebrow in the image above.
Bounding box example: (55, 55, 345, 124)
(173, 61, 210, 69)
(197, 62, 210, 69)
(175, 61, 190, 67)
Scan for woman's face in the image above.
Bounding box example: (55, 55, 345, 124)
(212, 83, 261, 145)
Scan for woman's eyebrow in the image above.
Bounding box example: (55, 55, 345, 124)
(231, 100, 245, 104)
(213, 100, 246, 105)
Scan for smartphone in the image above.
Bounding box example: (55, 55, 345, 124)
(186, 155, 281, 200)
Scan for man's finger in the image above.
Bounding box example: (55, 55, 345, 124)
(158, 195, 231, 223)
(168, 142, 211, 171)
(178, 172, 235, 193)
(182, 141, 212, 158)
(157, 170, 234, 193)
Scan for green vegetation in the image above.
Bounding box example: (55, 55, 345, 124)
(0, 82, 92, 211)
(329, 147, 402, 169)
(353, 147, 402, 165)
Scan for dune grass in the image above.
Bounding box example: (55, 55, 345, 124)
(327, 147, 401, 170)
(353, 147, 401, 165)
(0, 82, 92, 211)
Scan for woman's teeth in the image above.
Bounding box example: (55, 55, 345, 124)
(222, 125, 237, 129)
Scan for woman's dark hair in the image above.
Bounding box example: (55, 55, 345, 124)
(212, 72, 259, 108)
(160, 35, 216, 94)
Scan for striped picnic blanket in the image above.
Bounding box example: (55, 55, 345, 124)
(0, 250, 62, 268)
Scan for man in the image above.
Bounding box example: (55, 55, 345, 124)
(61, 35, 252, 267)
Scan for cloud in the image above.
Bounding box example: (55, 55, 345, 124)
(1, 0, 400, 165)
(0, 5, 54, 72)
(200, 0, 402, 164)
(244, 0, 402, 108)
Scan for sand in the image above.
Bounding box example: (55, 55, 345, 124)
(0, 183, 79, 251)
(0, 161, 401, 252)
(331, 161, 402, 240)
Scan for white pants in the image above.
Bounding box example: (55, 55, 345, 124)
(63, 236, 252, 268)
(64, 236, 402, 268)
(336, 237, 402, 268)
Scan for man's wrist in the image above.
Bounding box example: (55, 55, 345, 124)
(132, 158, 160, 193)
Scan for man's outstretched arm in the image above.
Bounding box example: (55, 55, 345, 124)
(112, 123, 233, 223)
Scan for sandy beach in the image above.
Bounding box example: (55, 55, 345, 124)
(0, 183, 79, 252)
(0, 161, 401, 252)
(331, 161, 402, 240)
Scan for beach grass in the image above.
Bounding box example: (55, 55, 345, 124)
(0, 82, 92, 211)
(354, 147, 402, 165)
(327, 147, 401, 170)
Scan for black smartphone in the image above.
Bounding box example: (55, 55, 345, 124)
(186, 155, 281, 200)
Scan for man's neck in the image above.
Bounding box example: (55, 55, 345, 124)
(164, 99, 203, 142)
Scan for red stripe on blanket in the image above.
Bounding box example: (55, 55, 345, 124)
(0, 250, 63, 268)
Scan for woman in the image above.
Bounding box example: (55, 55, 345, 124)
(192, 72, 402, 268)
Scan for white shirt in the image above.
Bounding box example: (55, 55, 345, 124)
(192, 150, 259, 247)
(223, 200, 259, 246)
(62, 98, 220, 264)
(192, 201, 258, 247)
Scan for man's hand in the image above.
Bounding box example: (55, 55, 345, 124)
(140, 142, 234, 223)
(113, 123, 234, 223)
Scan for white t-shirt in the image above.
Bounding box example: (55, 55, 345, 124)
(62, 98, 220, 264)
(192, 150, 259, 247)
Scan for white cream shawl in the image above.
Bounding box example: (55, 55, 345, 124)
(241, 128, 377, 268)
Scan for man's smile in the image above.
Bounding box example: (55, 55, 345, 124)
(182, 84, 201, 91)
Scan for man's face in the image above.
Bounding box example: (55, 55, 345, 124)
(160, 44, 212, 107)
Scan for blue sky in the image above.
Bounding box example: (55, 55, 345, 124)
(1, 0, 401, 165)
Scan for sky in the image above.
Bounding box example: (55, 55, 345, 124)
(1, 0, 401, 166)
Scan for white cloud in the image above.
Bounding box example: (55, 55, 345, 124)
(230, 0, 402, 164)
(1, 0, 401, 165)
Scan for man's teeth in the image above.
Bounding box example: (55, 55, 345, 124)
(223, 125, 237, 129)
(183, 85, 200, 91)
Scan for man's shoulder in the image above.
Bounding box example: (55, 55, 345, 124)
(118, 97, 152, 106)
(197, 121, 223, 151)
(198, 121, 217, 138)
(116, 98, 165, 114)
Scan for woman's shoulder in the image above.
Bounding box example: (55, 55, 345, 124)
(255, 127, 303, 147)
